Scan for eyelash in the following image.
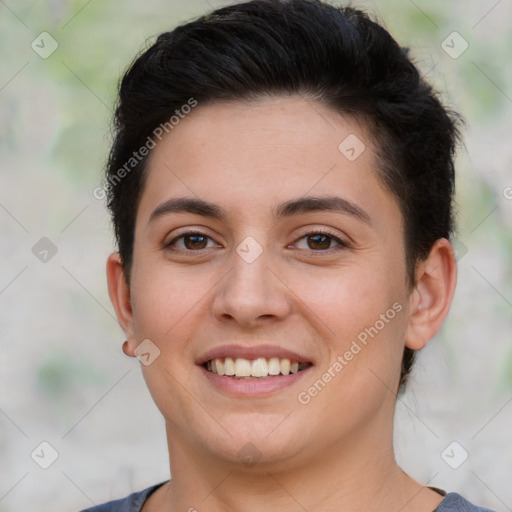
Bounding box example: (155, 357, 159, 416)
(163, 229, 349, 255)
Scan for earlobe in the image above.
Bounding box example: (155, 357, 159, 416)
(405, 238, 457, 351)
(122, 340, 136, 357)
(106, 252, 137, 356)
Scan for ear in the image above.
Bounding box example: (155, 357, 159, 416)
(106, 252, 137, 357)
(405, 238, 457, 350)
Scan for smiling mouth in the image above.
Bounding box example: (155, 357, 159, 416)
(203, 357, 312, 379)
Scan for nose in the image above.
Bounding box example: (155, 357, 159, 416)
(211, 244, 292, 329)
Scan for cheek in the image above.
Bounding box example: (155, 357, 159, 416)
(293, 256, 408, 387)
(129, 266, 203, 425)
(129, 258, 200, 340)
(294, 257, 405, 336)
(302, 293, 407, 432)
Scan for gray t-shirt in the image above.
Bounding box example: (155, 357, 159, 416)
(79, 482, 497, 512)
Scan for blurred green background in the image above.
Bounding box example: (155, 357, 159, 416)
(0, 1, 511, 510)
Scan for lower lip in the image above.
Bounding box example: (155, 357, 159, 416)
(199, 364, 313, 397)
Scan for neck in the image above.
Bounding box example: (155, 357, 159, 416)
(150, 417, 440, 512)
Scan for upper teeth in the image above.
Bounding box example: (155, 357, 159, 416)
(206, 357, 306, 377)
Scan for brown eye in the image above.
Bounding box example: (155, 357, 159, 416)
(294, 230, 348, 252)
(307, 234, 333, 250)
(182, 234, 208, 250)
(165, 231, 217, 252)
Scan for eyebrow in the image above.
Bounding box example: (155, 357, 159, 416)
(148, 195, 371, 226)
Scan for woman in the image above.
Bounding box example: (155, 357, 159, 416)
(82, 0, 495, 510)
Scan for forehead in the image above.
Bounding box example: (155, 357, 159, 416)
(136, 96, 400, 229)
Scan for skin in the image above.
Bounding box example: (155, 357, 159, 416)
(106, 96, 457, 512)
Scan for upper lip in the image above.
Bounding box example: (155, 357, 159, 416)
(197, 344, 312, 365)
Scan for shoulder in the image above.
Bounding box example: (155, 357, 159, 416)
(77, 481, 168, 512)
(435, 492, 497, 512)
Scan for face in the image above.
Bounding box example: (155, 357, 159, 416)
(115, 96, 418, 471)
